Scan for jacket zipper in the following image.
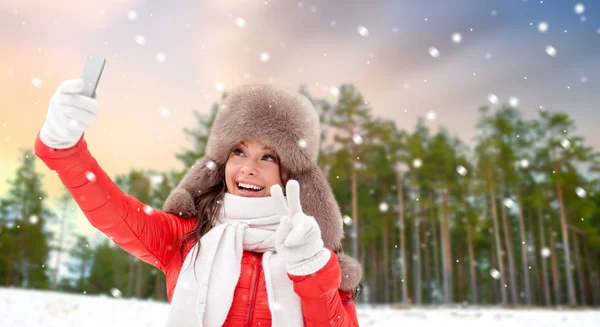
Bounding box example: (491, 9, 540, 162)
(246, 253, 262, 326)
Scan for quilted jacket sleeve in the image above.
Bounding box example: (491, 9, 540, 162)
(288, 248, 360, 327)
(34, 132, 195, 271)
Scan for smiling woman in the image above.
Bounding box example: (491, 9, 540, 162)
(35, 77, 362, 326)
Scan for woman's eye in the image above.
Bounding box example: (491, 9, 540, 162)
(233, 148, 244, 156)
(263, 154, 277, 162)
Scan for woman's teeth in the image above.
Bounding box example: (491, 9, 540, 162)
(237, 182, 264, 191)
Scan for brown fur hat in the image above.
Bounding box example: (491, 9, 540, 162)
(163, 84, 361, 291)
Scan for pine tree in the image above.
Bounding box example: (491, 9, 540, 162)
(1, 149, 51, 289)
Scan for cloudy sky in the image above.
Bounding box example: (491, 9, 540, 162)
(1, 0, 600, 214)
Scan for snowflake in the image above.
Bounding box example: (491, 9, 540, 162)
(357, 25, 369, 37)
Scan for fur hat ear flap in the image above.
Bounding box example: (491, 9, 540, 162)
(291, 165, 344, 252)
(163, 157, 222, 217)
(337, 252, 363, 291)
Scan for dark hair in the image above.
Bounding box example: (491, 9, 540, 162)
(178, 164, 227, 265)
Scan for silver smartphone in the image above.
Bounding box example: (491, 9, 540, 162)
(80, 54, 106, 98)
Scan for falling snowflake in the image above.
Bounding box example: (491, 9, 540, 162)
(342, 215, 353, 226)
(426, 111, 437, 121)
(143, 205, 153, 215)
(575, 187, 587, 198)
(509, 97, 519, 107)
(235, 17, 246, 28)
(357, 25, 369, 37)
(205, 160, 217, 170)
(574, 3, 585, 14)
(259, 52, 270, 62)
(428, 47, 440, 58)
(412, 158, 422, 168)
(215, 81, 225, 92)
(127, 10, 138, 21)
(456, 165, 468, 176)
(352, 134, 363, 145)
(490, 269, 501, 280)
(151, 174, 164, 184)
(503, 198, 514, 208)
(541, 247, 551, 258)
(451, 32, 462, 43)
(159, 107, 170, 117)
(581, 76, 588, 83)
(537, 21, 548, 32)
(488, 93, 499, 104)
(110, 288, 122, 298)
(519, 159, 530, 168)
(32, 78, 42, 88)
(85, 171, 97, 182)
(134, 35, 145, 46)
(156, 52, 166, 63)
(379, 202, 389, 212)
(545, 46, 557, 57)
(29, 215, 39, 224)
(330, 87, 340, 96)
(560, 138, 571, 148)
(298, 139, 308, 148)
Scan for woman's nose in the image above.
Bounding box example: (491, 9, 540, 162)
(240, 162, 258, 175)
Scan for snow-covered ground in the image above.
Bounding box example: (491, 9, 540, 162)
(1, 287, 599, 326)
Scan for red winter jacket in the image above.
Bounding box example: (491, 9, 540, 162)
(35, 133, 359, 327)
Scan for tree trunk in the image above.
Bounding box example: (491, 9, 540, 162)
(395, 169, 408, 304)
(464, 196, 479, 304)
(421, 204, 432, 304)
(135, 261, 144, 298)
(487, 169, 508, 305)
(586, 246, 600, 306)
(127, 255, 135, 297)
(571, 231, 586, 305)
(498, 180, 518, 304)
(351, 144, 359, 260)
(549, 223, 562, 304)
(554, 175, 577, 306)
(524, 207, 538, 305)
(440, 188, 453, 303)
(490, 232, 500, 304)
(5, 236, 16, 286)
(514, 184, 531, 305)
(370, 245, 378, 302)
(382, 212, 390, 303)
(154, 270, 166, 301)
(537, 208, 551, 305)
(429, 189, 441, 295)
(457, 256, 466, 303)
(412, 200, 422, 305)
(52, 209, 68, 290)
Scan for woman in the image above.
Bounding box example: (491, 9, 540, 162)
(35, 78, 362, 326)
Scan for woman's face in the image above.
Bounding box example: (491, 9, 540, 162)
(225, 137, 283, 197)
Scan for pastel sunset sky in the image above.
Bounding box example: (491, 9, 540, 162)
(2, 0, 600, 215)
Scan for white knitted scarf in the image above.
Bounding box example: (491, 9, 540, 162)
(165, 193, 304, 327)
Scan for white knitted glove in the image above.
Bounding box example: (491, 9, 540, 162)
(271, 180, 331, 275)
(39, 79, 98, 149)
